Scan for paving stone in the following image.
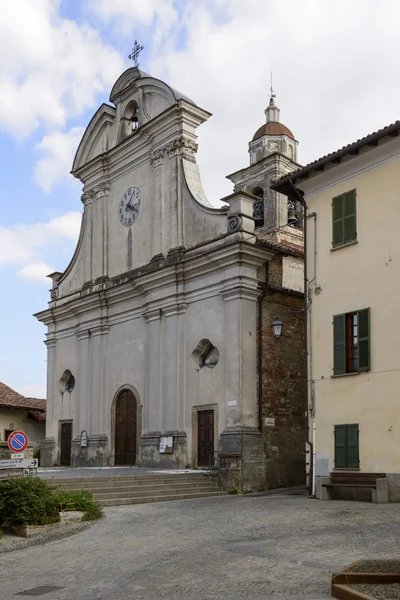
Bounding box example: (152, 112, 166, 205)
(0, 494, 399, 599)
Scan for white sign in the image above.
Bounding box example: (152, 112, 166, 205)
(159, 436, 173, 454)
(11, 453, 24, 459)
(0, 458, 38, 470)
(264, 417, 275, 427)
(228, 400, 237, 407)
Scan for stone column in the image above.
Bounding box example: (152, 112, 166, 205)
(139, 309, 162, 466)
(40, 337, 57, 466)
(219, 286, 265, 492)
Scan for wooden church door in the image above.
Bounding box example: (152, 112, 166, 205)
(60, 422, 72, 466)
(115, 390, 137, 465)
(198, 410, 214, 467)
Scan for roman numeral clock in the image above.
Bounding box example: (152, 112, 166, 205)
(119, 187, 142, 227)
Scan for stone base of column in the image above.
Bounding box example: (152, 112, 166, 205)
(218, 426, 265, 492)
(71, 434, 109, 467)
(39, 437, 57, 467)
(138, 430, 187, 469)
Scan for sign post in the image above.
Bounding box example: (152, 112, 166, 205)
(7, 431, 29, 454)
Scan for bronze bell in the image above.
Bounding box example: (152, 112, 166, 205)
(288, 202, 297, 226)
(131, 109, 139, 129)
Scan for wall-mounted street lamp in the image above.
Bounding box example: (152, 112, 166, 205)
(271, 318, 284, 338)
(271, 309, 304, 340)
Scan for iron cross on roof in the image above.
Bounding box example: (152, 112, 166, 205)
(270, 71, 276, 101)
(129, 40, 144, 67)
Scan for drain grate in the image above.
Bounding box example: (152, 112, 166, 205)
(15, 586, 64, 597)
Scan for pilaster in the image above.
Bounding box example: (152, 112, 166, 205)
(218, 285, 265, 492)
(76, 328, 91, 435)
(143, 309, 162, 432)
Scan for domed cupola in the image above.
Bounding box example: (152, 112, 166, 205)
(249, 93, 298, 165)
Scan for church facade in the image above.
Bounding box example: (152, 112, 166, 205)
(35, 68, 305, 491)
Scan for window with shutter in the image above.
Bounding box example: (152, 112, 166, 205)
(358, 308, 370, 372)
(332, 190, 357, 248)
(333, 315, 346, 375)
(334, 425, 346, 468)
(333, 308, 370, 375)
(334, 424, 359, 469)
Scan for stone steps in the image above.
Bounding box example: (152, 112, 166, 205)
(91, 484, 221, 500)
(51, 474, 210, 486)
(50, 473, 226, 506)
(100, 491, 226, 507)
(57, 482, 219, 495)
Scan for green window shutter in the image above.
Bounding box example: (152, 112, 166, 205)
(334, 425, 347, 468)
(358, 308, 370, 372)
(332, 195, 344, 247)
(333, 314, 346, 375)
(344, 190, 357, 243)
(346, 424, 360, 468)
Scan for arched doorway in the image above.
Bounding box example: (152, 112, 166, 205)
(114, 389, 137, 465)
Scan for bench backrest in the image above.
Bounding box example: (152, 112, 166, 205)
(331, 472, 386, 484)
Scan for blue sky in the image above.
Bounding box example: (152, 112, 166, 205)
(2, 0, 400, 398)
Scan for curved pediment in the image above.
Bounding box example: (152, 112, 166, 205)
(72, 103, 116, 175)
(110, 67, 196, 107)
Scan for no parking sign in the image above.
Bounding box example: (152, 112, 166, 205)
(7, 430, 29, 453)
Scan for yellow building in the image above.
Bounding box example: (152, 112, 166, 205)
(272, 120, 400, 501)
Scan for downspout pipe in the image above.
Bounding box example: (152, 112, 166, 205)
(287, 179, 313, 495)
(257, 284, 268, 432)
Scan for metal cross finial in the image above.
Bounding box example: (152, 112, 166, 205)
(129, 40, 144, 67)
(269, 72, 276, 102)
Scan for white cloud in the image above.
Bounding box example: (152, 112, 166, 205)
(91, 0, 400, 203)
(34, 127, 84, 193)
(18, 262, 54, 284)
(0, 211, 81, 268)
(0, 0, 124, 140)
(88, 0, 178, 44)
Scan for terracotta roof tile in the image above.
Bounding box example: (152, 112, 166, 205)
(272, 120, 400, 188)
(253, 121, 295, 141)
(0, 382, 46, 412)
(255, 233, 304, 257)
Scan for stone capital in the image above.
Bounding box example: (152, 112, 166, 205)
(94, 181, 111, 199)
(81, 188, 95, 206)
(143, 309, 162, 323)
(150, 147, 166, 169)
(163, 303, 188, 318)
(221, 286, 260, 303)
(44, 338, 57, 349)
(76, 329, 91, 341)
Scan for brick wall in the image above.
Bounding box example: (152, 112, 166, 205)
(260, 270, 306, 489)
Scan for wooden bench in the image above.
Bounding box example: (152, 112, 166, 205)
(319, 472, 388, 503)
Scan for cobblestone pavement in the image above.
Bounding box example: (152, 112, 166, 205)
(1, 493, 400, 600)
(38, 466, 204, 479)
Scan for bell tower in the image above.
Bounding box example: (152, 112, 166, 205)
(226, 88, 302, 244)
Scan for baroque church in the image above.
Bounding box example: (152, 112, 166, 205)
(35, 66, 306, 491)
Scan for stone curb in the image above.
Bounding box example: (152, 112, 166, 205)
(0, 521, 94, 554)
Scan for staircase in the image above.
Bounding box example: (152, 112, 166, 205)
(52, 472, 226, 507)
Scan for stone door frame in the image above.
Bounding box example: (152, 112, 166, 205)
(192, 403, 218, 468)
(110, 385, 142, 466)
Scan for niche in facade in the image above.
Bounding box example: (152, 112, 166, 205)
(192, 339, 220, 371)
(59, 370, 75, 395)
(251, 187, 264, 228)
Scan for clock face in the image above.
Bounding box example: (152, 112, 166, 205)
(119, 187, 141, 227)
